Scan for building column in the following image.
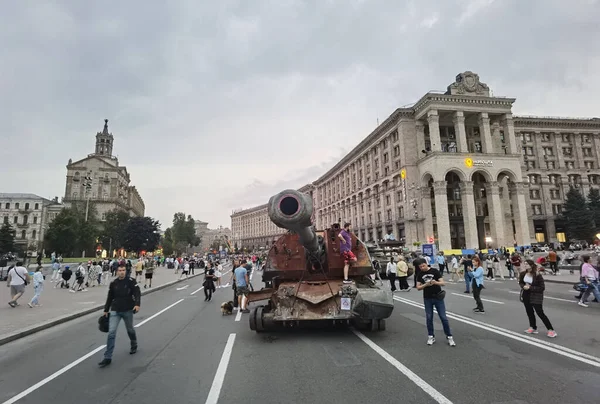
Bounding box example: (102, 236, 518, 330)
(478, 112, 494, 154)
(433, 181, 451, 250)
(427, 110, 441, 152)
(416, 121, 426, 155)
(553, 132, 565, 169)
(421, 187, 434, 244)
(485, 182, 505, 248)
(501, 113, 518, 154)
(459, 181, 479, 249)
(453, 111, 468, 153)
(546, 218, 557, 244)
(510, 182, 532, 246)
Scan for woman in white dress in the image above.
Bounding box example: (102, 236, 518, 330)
(215, 261, 223, 288)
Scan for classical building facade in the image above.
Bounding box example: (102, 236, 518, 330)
(230, 72, 600, 251)
(0, 194, 64, 252)
(313, 72, 600, 250)
(230, 184, 315, 250)
(63, 119, 145, 220)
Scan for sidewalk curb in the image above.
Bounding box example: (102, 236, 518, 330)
(0, 273, 201, 347)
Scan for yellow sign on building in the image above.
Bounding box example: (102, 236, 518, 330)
(464, 157, 473, 168)
(400, 169, 406, 179)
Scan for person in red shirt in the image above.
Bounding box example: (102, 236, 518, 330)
(338, 222, 357, 284)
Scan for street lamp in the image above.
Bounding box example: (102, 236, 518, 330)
(83, 176, 93, 222)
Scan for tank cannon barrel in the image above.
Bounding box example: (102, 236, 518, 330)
(268, 189, 319, 253)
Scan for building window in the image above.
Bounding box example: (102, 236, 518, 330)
(552, 205, 563, 215)
(4, 203, 8, 209)
(23, 215, 28, 225)
(13, 216, 17, 224)
(583, 148, 593, 157)
(523, 147, 534, 155)
(398, 206, 404, 218)
(585, 161, 594, 169)
(24, 203, 29, 210)
(565, 161, 575, 169)
(383, 153, 389, 163)
(3, 217, 7, 224)
(583, 134, 591, 143)
(524, 133, 532, 142)
(377, 212, 382, 222)
(15, 203, 19, 209)
(562, 147, 572, 156)
(73, 192, 78, 199)
(526, 161, 536, 169)
(32, 230, 36, 239)
(532, 205, 542, 215)
(21, 230, 26, 239)
(530, 189, 541, 199)
(546, 161, 555, 169)
(542, 147, 553, 156)
(386, 209, 392, 221)
(386, 195, 391, 205)
(541, 133, 550, 142)
(34, 203, 39, 210)
(550, 189, 561, 199)
(561, 133, 571, 142)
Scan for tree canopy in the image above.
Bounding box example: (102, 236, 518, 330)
(0, 223, 16, 254)
(123, 217, 161, 253)
(44, 204, 99, 257)
(98, 209, 131, 253)
(587, 187, 600, 234)
(562, 187, 594, 241)
(170, 212, 201, 253)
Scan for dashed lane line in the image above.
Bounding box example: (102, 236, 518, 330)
(450, 292, 505, 304)
(352, 329, 453, 404)
(205, 333, 236, 404)
(507, 290, 576, 303)
(393, 295, 600, 369)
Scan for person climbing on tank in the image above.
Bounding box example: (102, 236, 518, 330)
(338, 222, 357, 284)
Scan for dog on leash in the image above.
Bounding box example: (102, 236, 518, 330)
(221, 301, 234, 315)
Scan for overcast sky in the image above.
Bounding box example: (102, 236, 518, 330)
(1, 0, 599, 230)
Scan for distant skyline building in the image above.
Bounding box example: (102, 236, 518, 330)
(63, 119, 145, 220)
(0, 193, 64, 252)
(231, 72, 600, 251)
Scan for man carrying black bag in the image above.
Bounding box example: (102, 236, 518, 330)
(98, 264, 141, 368)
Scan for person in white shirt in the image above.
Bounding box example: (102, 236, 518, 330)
(386, 257, 398, 292)
(28, 266, 45, 307)
(7, 262, 30, 307)
(449, 255, 460, 282)
(215, 261, 223, 288)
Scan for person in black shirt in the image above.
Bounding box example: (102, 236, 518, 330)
(98, 264, 141, 368)
(204, 264, 216, 301)
(415, 258, 456, 347)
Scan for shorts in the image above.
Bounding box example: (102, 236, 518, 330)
(10, 284, 25, 296)
(135, 271, 142, 276)
(341, 250, 357, 264)
(236, 286, 250, 297)
(145, 273, 153, 279)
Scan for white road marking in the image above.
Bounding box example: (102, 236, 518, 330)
(135, 299, 185, 328)
(205, 333, 236, 404)
(352, 330, 453, 404)
(393, 296, 600, 368)
(450, 292, 505, 304)
(234, 308, 242, 322)
(2, 345, 107, 404)
(507, 290, 575, 303)
(191, 286, 204, 295)
(177, 285, 190, 291)
(4, 296, 189, 404)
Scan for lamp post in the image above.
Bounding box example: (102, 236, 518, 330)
(408, 183, 421, 244)
(83, 176, 93, 222)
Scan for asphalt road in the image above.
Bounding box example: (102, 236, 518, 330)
(0, 271, 599, 404)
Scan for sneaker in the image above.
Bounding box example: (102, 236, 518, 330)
(130, 345, 138, 354)
(343, 279, 352, 284)
(242, 309, 250, 313)
(8, 301, 16, 308)
(524, 328, 538, 334)
(464, 291, 470, 294)
(578, 301, 589, 308)
(426, 336, 436, 346)
(98, 359, 112, 368)
(547, 330, 557, 338)
(405, 287, 412, 291)
(447, 336, 456, 347)
(27, 303, 33, 308)
(474, 309, 485, 314)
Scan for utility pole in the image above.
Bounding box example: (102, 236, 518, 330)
(83, 176, 93, 222)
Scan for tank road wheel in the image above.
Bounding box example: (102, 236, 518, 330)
(377, 319, 386, 331)
(255, 306, 265, 332)
(369, 319, 377, 332)
(249, 307, 258, 331)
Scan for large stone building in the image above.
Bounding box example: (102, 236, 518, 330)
(192, 220, 233, 252)
(0, 193, 64, 252)
(63, 119, 145, 220)
(230, 184, 314, 250)
(231, 72, 600, 251)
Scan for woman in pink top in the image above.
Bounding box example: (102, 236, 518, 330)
(578, 255, 600, 308)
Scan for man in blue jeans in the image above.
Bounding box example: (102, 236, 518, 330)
(415, 258, 456, 347)
(98, 264, 141, 368)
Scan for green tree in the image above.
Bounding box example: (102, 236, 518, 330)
(562, 187, 594, 242)
(44, 205, 100, 257)
(123, 217, 161, 254)
(587, 187, 600, 233)
(98, 209, 131, 253)
(161, 227, 174, 256)
(0, 223, 16, 254)
(171, 213, 200, 253)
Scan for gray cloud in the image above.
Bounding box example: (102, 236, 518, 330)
(1, 0, 599, 229)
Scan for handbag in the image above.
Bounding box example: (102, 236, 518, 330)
(435, 290, 446, 300)
(98, 314, 109, 333)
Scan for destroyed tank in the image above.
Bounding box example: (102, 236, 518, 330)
(247, 189, 394, 332)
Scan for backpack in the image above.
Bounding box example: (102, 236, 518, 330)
(75, 267, 82, 278)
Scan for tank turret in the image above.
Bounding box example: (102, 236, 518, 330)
(268, 189, 319, 253)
